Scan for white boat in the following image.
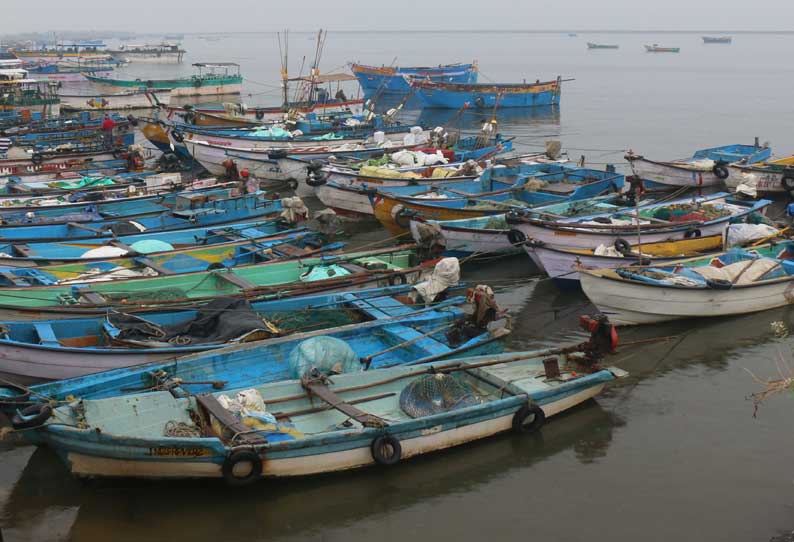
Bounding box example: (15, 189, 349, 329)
(409, 214, 520, 256)
(725, 156, 794, 195)
(59, 89, 171, 111)
(108, 43, 185, 64)
(625, 144, 771, 188)
(506, 193, 770, 251)
(580, 242, 794, 325)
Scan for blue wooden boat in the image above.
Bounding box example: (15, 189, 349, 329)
(0, 191, 283, 242)
(0, 218, 298, 267)
(0, 229, 338, 286)
(0, 282, 503, 383)
(412, 77, 563, 109)
(11, 327, 624, 482)
(0, 185, 238, 225)
(351, 62, 478, 97)
(0, 158, 133, 183)
(369, 164, 626, 235)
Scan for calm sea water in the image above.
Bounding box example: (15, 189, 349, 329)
(3, 31, 794, 542)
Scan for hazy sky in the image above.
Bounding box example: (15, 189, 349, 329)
(3, 0, 794, 34)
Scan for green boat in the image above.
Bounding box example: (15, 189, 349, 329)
(0, 244, 429, 320)
(83, 63, 242, 97)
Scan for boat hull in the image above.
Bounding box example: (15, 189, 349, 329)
(60, 90, 170, 111)
(628, 157, 724, 187)
(580, 270, 794, 325)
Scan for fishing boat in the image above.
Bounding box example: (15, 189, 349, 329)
(0, 278, 502, 383)
(505, 193, 771, 251)
(84, 63, 243, 97)
(59, 89, 171, 112)
(108, 43, 186, 64)
(0, 229, 335, 287)
(702, 36, 732, 44)
(0, 134, 137, 176)
(11, 322, 622, 482)
(0, 218, 297, 267)
(0, 245, 430, 320)
(644, 44, 680, 53)
(725, 155, 794, 196)
(316, 145, 514, 219)
(0, 68, 61, 119)
(0, 159, 138, 185)
(0, 191, 283, 243)
(412, 77, 563, 109)
(580, 241, 794, 325)
(371, 163, 625, 236)
(407, 191, 652, 258)
(525, 233, 729, 285)
(24, 64, 113, 83)
(351, 62, 478, 97)
(625, 143, 771, 188)
(9, 42, 109, 63)
(586, 43, 619, 49)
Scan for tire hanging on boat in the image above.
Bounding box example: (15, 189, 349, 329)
(31, 153, 43, 165)
(614, 238, 631, 254)
(712, 161, 729, 180)
(371, 434, 402, 465)
(780, 172, 794, 194)
(507, 229, 527, 246)
(684, 228, 702, 239)
(512, 403, 545, 434)
(221, 449, 263, 486)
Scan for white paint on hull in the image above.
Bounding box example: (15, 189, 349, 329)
(62, 385, 604, 479)
(629, 158, 723, 187)
(580, 271, 794, 325)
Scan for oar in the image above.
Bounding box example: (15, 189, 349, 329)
(359, 322, 456, 368)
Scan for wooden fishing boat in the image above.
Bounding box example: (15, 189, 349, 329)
(586, 43, 619, 49)
(644, 44, 680, 53)
(351, 62, 478, 97)
(412, 77, 563, 109)
(0, 230, 336, 286)
(0, 159, 133, 184)
(24, 64, 113, 82)
(0, 245, 430, 320)
(14, 329, 623, 482)
(702, 36, 732, 44)
(107, 43, 186, 64)
(0, 184, 237, 226)
(725, 155, 794, 195)
(580, 241, 794, 325)
(625, 144, 771, 188)
(0, 69, 61, 119)
(0, 282, 503, 383)
(505, 193, 771, 251)
(59, 89, 171, 112)
(407, 192, 651, 257)
(372, 164, 626, 236)
(0, 218, 295, 267)
(524, 234, 726, 285)
(85, 63, 242, 97)
(0, 191, 283, 243)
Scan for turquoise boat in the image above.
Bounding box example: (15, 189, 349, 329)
(0, 191, 282, 242)
(412, 77, 563, 109)
(0, 218, 298, 267)
(84, 63, 243, 97)
(13, 328, 623, 483)
(0, 283, 502, 383)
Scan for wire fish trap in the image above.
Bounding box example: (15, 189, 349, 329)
(399, 373, 483, 419)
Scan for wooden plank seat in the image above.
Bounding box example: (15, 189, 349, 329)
(195, 394, 266, 444)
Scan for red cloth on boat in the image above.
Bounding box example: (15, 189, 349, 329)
(101, 117, 116, 131)
(416, 147, 455, 161)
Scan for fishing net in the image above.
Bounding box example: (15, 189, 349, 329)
(266, 307, 362, 335)
(103, 287, 188, 303)
(399, 373, 483, 418)
(288, 336, 362, 379)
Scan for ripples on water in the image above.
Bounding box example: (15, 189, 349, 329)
(4, 31, 794, 542)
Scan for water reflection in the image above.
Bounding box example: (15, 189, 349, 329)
(3, 402, 620, 542)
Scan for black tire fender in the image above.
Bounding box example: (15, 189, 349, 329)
(512, 403, 546, 434)
(305, 171, 327, 187)
(11, 402, 53, 430)
(394, 208, 415, 229)
(712, 161, 729, 180)
(255, 109, 265, 120)
(473, 96, 485, 108)
(684, 228, 702, 239)
(614, 238, 631, 254)
(706, 278, 733, 290)
(371, 434, 402, 465)
(268, 149, 288, 159)
(507, 229, 527, 246)
(781, 173, 794, 192)
(221, 449, 263, 486)
(388, 273, 407, 286)
(31, 154, 43, 165)
(286, 178, 299, 190)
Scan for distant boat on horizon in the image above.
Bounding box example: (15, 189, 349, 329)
(645, 44, 680, 53)
(587, 42, 619, 50)
(702, 36, 732, 44)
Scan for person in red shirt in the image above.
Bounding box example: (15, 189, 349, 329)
(101, 115, 116, 149)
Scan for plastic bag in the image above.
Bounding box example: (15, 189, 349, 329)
(288, 336, 362, 378)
